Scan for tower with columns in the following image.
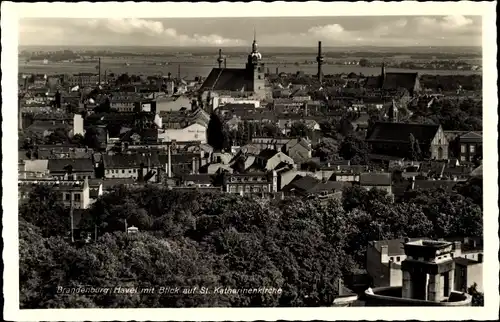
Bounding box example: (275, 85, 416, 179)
(401, 240, 456, 302)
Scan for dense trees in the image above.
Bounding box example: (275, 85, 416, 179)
(20, 182, 483, 308)
(207, 113, 226, 151)
(409, 98, 482, 131)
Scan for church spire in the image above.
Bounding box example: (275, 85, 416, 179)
(252, 28, 258, 53)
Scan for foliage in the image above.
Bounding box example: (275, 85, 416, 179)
(84, 126, 102, 150)
(289, 122, 310, 138)
(313, 137, 341, 162)
(410, 98, 482, 131)
(339, 134, 370, 165)
(20, 181, 483, 308)
(207, 113, 225, 151)
(467, 283, 484, 306)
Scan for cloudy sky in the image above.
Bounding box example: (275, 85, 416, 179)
(19, 16, 482, 47)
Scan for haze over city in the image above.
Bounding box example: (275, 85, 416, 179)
(19, 15, 482, 47)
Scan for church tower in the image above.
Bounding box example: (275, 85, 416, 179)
(246, 29, 265, 98)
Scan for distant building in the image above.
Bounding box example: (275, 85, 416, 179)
(359, 172, 392, 195)
(47, 158, 95, 180)
(366, 122, 449, 160)
(223, 171, 278, 195)
(18, 178, 100, 210)
(364, 64, 421, 96)
(200, 33, 269, 104)
(63, 73, 99, 87)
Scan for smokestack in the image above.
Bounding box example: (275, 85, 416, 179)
(177, 64, 181, 80)
(224, 58, 227, 69)
(167, 144, 172, 178)
(217, 49, 223, 68)
(98, 57, 101, 85)
(316, 41, 324, 83)
(381, 62, 386, 84)
(276, 67, 279, 75)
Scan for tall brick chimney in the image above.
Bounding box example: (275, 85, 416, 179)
(316, 41, 324, 83)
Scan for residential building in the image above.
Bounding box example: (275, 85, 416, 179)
(63, 73, 99, 87)
(47, 158, 95, 180)
(223, 171, 278, 195)
(18, 178, 97, 210)
(158, 123, 207, 144)
(456, 131, 482, 162)
(359, 172, 392, 195)
(18, 160, 49, 179)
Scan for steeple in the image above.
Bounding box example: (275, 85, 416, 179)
(248, 28, 262, 62)
(252, 28, 258, 53)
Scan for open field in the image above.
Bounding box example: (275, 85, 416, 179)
(19, 58, 481, 79)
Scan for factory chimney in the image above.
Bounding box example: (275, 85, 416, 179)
(167, 144, 172, 178)
(217, 49, 224, 68)
(316, 41, 324, 83)
(224, 57, 227, 69)
(381, 62, 386, 86)
(98, 57, 101, 86)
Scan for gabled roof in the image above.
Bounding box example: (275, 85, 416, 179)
(200, 68, 252, 91)
(366, 122, 440, 144)
(413, 179, 458, 191)
(47, 158, 94, 173)
(283, 175, 321, 193)
(258, 149, 278, 161)
(359, 172, 392, 186)
(470, 164, 482, 178)
(459, 131, 483, 143)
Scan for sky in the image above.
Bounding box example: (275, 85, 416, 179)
(19, 16, 482, 47)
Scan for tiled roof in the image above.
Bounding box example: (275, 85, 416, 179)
(413, 179, 458, 191)
(284, 175, 321, 193)
(200, 68, 252, 91)
(359, 172, 391, 186)
(47, 158, 94, 173)
(103, 154, 145, 169)
(366, 122, 440, 144)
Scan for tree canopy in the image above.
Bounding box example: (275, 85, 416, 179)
(20, 183, 482, 308)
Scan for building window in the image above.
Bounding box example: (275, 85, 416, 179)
(74, 193, 81, 202)
(122, 170, 125, 173)
(230, 186, 237, 193)
(396, 256, 400, 262)
(390, 257, 394, 261)
(65, 193, 71, 201)
(470, 145, 475, 153)
(460, 156, 466, 162)
(461, 144, 466, 153)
